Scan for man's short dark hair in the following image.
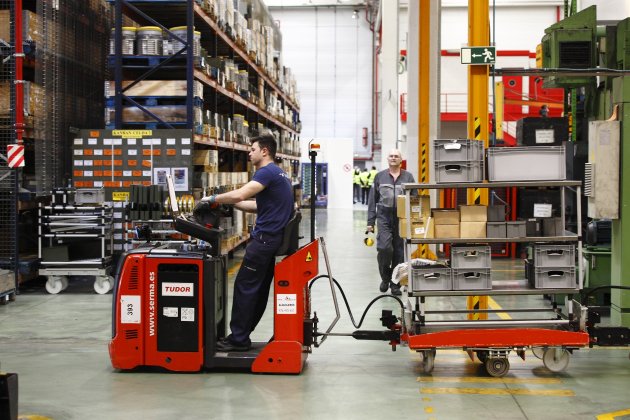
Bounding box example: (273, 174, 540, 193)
(252, 134, 277, 158)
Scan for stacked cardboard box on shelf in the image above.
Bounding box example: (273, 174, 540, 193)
(0, 10, 43, 43)
(433, 209, 459, 239)
(0, 81, 45, 118)
(459, 205, 487, 238)
(397, 195, 432, 239)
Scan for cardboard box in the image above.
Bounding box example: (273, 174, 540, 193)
(435, 224, 459, 239)
(460, 221, 487, 239)
(460, 205, 488, 222)
(433, 209, 460, 225)
(399, 217, 434, 239)
(397, 195, 431, 220)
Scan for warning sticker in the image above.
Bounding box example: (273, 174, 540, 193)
(276, 294, 297, 314)
(163, 307, 179, 318)
(181, 307, 195, 322)
(305, 251, 313, 262)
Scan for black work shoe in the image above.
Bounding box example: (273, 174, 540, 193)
(390, 283, 402, 296)
(216, 339, 250, 352)
(379, 280, 389, 293)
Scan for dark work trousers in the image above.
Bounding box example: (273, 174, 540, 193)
(353, 184, 361, 203)
(228, 231, 283, 346)
(376, 213, 404, 285)
(361, 187, 370, 204)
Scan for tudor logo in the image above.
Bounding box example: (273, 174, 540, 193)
(162, 282, 194, 297)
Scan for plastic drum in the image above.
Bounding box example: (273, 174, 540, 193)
(169, 26, 201, 56)
(109, 26, 136, 55)
(137, 26, 163, 56)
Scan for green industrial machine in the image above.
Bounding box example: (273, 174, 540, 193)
(541, 8, 630, 327)
(541, 6, 597, 88)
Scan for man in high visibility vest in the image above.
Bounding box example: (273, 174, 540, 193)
(353, 167, 361, 204)
(360, 168, 370, 205)
(368, 166, 377, 187)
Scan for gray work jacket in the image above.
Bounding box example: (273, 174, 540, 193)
(367, 169, 416, 227)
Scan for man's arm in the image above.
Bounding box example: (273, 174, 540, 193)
(367, 176, 378, 231)
(202, 180, 264, 205)
(234, 200, 257, 213)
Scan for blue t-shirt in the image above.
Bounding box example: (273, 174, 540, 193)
(252, 163, 293, 235)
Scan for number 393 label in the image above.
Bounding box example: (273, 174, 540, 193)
(121, 295, 141, 324)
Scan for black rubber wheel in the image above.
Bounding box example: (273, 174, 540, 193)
(476, 350, 489, 363)
(485, 357, 510, 377)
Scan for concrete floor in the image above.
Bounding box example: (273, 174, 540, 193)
(1, 207, 630, 420)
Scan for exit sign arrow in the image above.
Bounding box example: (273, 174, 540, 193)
(461, 46, 496, 65)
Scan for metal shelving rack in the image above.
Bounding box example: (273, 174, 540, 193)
(38, 203, 114, 294)
(400, 180, 588, 377)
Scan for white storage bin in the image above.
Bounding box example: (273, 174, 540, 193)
(487, 146, 566, 181)
(534, 266, 576, 289)
(534, 244, 575, 268)
(434, 139, 484, 162)
(435, 160, 484, 183)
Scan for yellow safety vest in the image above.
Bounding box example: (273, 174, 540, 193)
(353, 170, 361, 185)
(360, 171, 370, 187)
(368, 169, 377, 186)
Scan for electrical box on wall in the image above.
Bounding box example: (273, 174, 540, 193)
(584, 120, 620, 219)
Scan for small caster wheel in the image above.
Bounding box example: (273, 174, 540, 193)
(532, 347, 545, 360)
(485, 357, 510, 377)
(60, 276, 70, 291)
(9, 292, 16, 301)
(421, 349, 436, 374)
(45, 276, 64, 294)
(542, 347, 570, 372)
(94, 276, 113, 295)
(476, 350, 489, 363)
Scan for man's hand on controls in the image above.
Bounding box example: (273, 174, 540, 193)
(200, 194, 220, 209)
(366, 226, 374, 233)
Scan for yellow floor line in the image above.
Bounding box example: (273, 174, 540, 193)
(596, 408, 630, 420)
(487, 296, 512, 320)
(417, 376, 562, 384)
(420, 387, 574, 397)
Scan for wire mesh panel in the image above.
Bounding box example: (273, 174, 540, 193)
(0, 0, 18, 285)
(35, 0, 111, 193)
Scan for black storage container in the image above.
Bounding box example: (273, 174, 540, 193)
(516, 117, 569, 146)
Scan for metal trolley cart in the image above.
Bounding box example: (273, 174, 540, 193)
(38, 203, 114, 294)
(400, 181, 588, 377)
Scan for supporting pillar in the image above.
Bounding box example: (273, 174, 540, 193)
(466, 0, 489, 320)
(380, 0, 399, 167)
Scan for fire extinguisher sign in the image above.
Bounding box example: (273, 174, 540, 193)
(7, 144, 25, 168)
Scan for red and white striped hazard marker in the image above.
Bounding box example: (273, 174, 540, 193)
(7, 144, 25, 168)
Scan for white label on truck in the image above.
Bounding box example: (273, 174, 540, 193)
(276, 294, 297, 314)
(163, 307, 179, 318)
(162, 282, 194, 297)
(121, 295, 141, 324)
(181, 307, 195, 322)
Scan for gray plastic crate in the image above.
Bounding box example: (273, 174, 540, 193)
(435, 160, 484, 183)
(534, 244, 575, 267)
(434, 139, 484, 162)
(451, 245, 491, 269)
(488, 205, 506, 222)
(487, 222, 506, 238)
(411, 267, 452, 291)
(452, 268, 492, 290)
(543, 217, 563, 236)
(487, 146, 566, 181)
(506, 221, 526, 238)
(534, 266, 576, 289)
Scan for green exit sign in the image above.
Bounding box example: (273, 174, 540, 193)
(461, 46, 496, 65)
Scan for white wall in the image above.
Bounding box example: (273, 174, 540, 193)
(300, 137, 354, 209)
(272, 7, 373, 159)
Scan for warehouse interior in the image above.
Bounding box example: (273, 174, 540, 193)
(1, 0, 630, 419)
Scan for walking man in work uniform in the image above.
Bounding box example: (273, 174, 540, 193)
(360, 167, 371, 205)
(366, 149, 415, 295)
(353, 167, 362, 204)
(200, 134, 293, 351)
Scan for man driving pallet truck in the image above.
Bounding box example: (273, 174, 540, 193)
(197, 134, 294, 352)
(109, 134, 320, 373)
